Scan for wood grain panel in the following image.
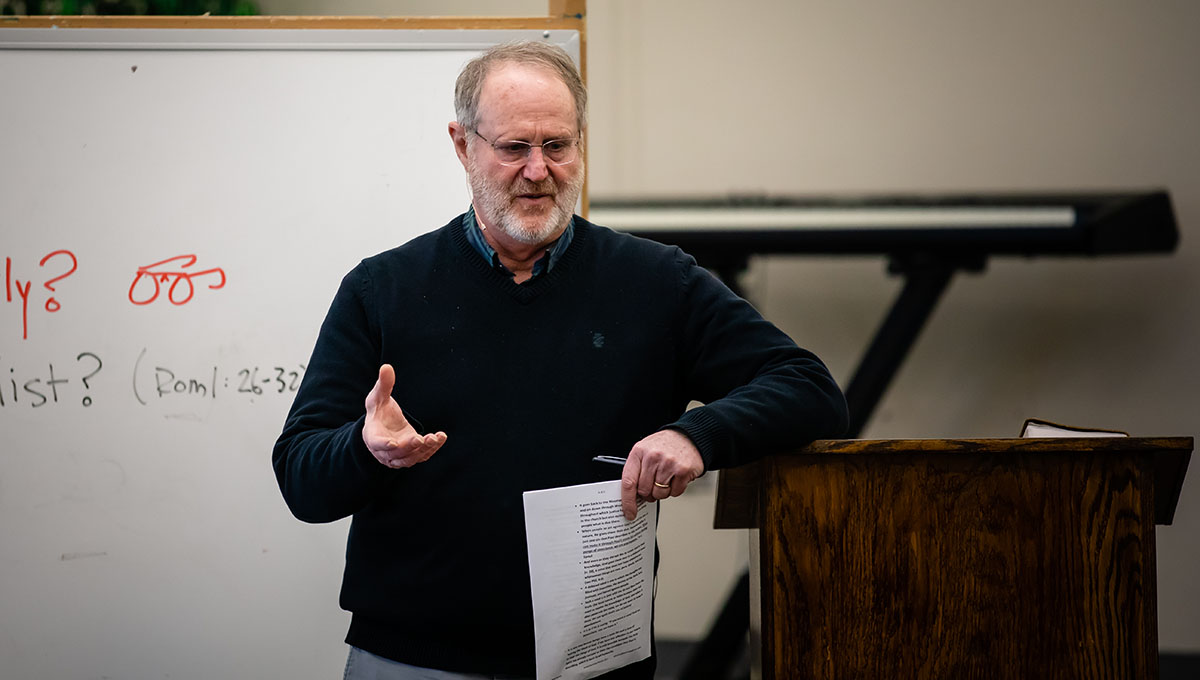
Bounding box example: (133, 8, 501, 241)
(757, 449, 1162, 679)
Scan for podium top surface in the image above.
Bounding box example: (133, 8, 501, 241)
(716, 437, 1192, 528)
(796, 436, 1192, 455)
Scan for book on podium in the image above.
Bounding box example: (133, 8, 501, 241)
(1020, 417, 1129, 438)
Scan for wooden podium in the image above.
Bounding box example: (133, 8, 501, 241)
(715, 437, 1192, 679)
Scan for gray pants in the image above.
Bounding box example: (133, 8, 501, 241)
(343, 647, 532, 680)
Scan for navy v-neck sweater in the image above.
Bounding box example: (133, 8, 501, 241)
(273, 214, 847, 675)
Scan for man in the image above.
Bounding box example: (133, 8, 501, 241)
(273, 40, 847, 679)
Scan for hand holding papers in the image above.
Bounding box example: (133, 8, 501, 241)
(523, 480, 656, 680)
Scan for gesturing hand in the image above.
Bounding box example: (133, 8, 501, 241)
(620, 429, 705, 520)
(362, 364, 447, 469)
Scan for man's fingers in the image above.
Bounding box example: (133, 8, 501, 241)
(620, 467, 680, 520)
(637, 459, 678, 500)
(620, 476, 639, 521)
(620, 456, 641, 520)
(413, 431, 448, 458)
(366, 364, 397, 411)
(375, 431, 447, 469)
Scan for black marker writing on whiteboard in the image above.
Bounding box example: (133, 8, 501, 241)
(0, 352, 99, 409)
(132, 347, 305, 405)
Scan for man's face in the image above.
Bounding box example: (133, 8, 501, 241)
(456, 63, 584, 248)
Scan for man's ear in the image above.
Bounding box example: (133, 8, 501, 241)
(449, 122, 470, 169)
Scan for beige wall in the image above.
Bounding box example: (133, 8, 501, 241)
(262, 0, 1200, 650)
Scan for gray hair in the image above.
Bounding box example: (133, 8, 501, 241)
(454, 40, 587, 135)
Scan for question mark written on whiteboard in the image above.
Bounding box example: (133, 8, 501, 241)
(76, 352, 103, 407)
(40, 250, 78, 313)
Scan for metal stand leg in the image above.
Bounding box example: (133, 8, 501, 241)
(676, 572, 751, 680)
(843, 258, 963, 437)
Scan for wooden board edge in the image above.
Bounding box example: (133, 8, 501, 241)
(0, 15, 583, 31)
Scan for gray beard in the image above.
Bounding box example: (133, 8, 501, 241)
(468, 157, 584, 246)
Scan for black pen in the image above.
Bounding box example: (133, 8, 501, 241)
(591, 455, 627, 466)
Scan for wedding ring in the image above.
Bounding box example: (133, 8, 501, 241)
(654, 482, 671, 489)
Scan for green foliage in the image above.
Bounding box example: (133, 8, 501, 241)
(1, 0, 259, 15)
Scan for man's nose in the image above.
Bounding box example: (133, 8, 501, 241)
(521, 147, 550, 182)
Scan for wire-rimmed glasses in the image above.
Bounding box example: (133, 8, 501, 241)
(472, 129, 581, 166)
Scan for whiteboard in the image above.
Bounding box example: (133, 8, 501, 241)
(0, 26, 580, 680)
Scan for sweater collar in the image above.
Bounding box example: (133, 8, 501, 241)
(462, 206, 575, 281)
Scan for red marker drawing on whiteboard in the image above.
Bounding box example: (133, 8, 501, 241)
(5, 250, 78, 340)
(128, 254, 226, 306)
(40, 249, 78, 313)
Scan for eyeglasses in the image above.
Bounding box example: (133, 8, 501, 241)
(472, 129, 581, 166)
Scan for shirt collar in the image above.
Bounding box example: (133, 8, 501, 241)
(462, 206, 574, 280)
